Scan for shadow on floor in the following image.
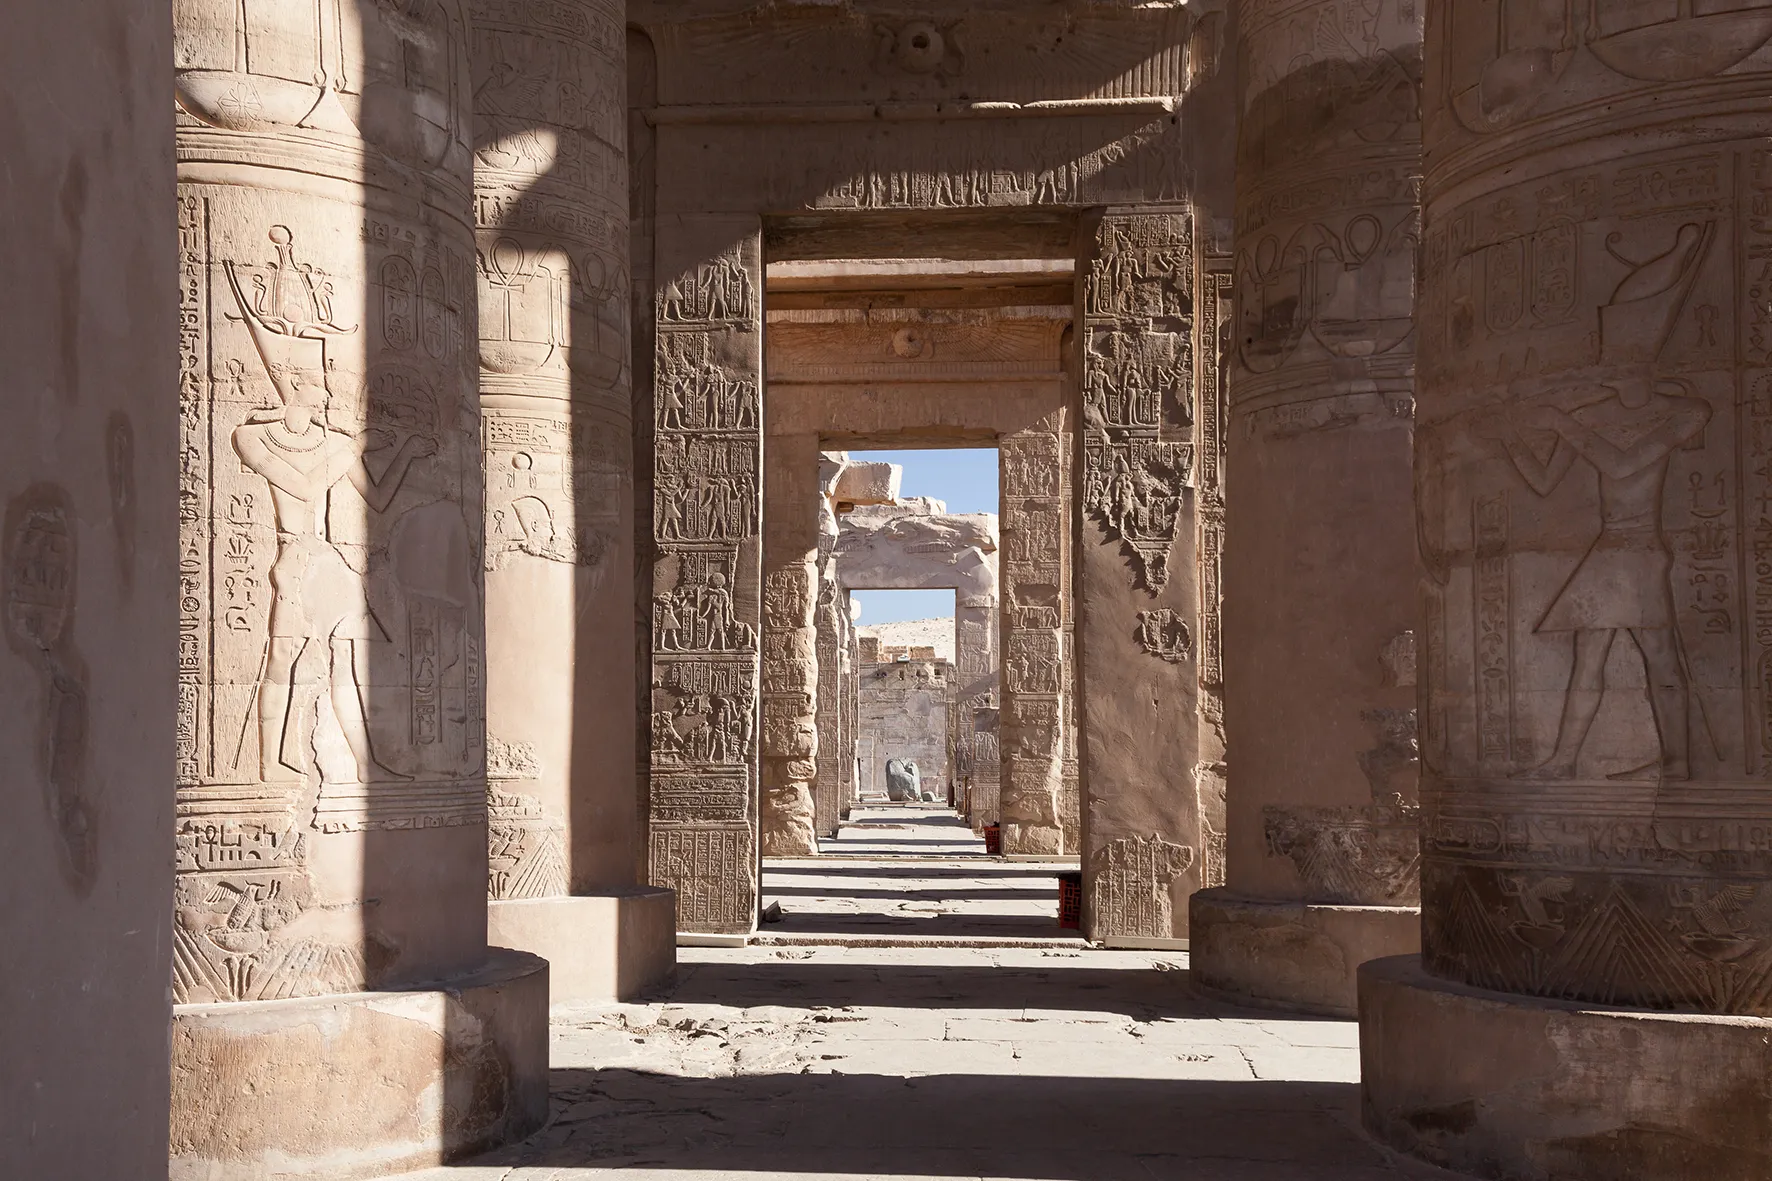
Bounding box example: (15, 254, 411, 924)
(663, 962, 1345, 1022)
(462, 1070, 1394, 1178)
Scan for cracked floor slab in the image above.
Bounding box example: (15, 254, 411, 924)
(397, 815, 1460, 1181)
(400, 944, 1463, 1181)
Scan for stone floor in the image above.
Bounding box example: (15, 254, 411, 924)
(405, 810, 1459, 1181)
(758, 806, 1082, 943)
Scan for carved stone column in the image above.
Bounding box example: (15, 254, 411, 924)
(167, 1, 547, 1173)
(2, 2, 176, 1171)
(999, 422, 1072, 855)
(1075, 209, 1204, 943)
(1362, 5, 1772, 1177)
(647, 219, 764, 936)
(1189, 0, 1424, 1017)
(812, 454, 847, 839)
(760, 432, 822, 856)
(471, 0, 675, 1005)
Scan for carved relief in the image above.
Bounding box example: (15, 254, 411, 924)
(648, 225, 763, 931)
(1090, 834, 1196, 940)
(4, 486, 94, 894)
(1082, 213, 1195, 593)
(1265, 801, 1421, 906)
(1135, 609, 1192, 663)
(175, 0, 484, 998)
(1416, 17, 1772, 1013)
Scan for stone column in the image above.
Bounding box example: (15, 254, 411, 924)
(1190, 0, 1424, 1017)
(471, 0, 675, 1005)
(1, 1, 176, 1171)
(1076, 209, 1204, 944)
(760, 432, 822, 856)
(168, 3, 546, 1174)
(1362, 6, 1772, 1177)
(647, 218, 764, 936)
(812, 454, 847, 839)
(999, 423, 1072, 855)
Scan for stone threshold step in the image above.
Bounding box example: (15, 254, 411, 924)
(751, 933, 1094, 950)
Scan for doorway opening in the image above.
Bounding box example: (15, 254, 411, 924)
(761, 446, 1081, 944)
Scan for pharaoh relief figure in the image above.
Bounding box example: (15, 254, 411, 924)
(226, 227, 438, 786)
(1480, 222, 1714, 782)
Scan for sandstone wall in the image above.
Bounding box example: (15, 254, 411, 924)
(0, 0, 178, 1171)
(858, 660, 955, 798)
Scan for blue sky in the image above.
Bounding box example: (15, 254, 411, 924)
(848, 449, 996, 626)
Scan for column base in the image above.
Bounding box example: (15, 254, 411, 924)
(1189, 888, 1419, 1017)
(488, 887, 677, 1005)
(1359, 955, 1772, 1181)
(170, 949, 549, 1180)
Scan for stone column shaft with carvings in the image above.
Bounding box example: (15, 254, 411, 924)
(1362, 5, 1772, 1178)
(1190, 0, 1425, 1018)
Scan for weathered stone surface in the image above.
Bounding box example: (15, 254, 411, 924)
(170, 950, 549, 1179)
(646, 214, 764, 933)
(1365, 2, 1772, 1175)
(487, 888, 676, 1004)
(859, 660, 952, 800)
(885, 758, 921, 802)
(0, 0, 178, 1171)
(1075, 210, 1206, 927)
(832, 462, 901, 508)
(1410, 0, 1772, 1016)
(1193, 893, 1421, 1019)
(472, 0, 672, 1009)
(1361, 956, 1772, 1181)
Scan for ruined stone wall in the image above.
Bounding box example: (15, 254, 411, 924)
(858, 660, 954, 797)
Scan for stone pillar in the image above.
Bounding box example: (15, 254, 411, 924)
(842, 608, 861, 818)
(647, 218, 763, 936)
(1190, 0, 1424, 1017)
(813, 454, 846, 839)
(999, 423, 1072, 855)
(760, 433, 822, 856)
(169, 3, 546, 1174)
(471, 0, 675, 1006)
(1, 1, 176, 1171)
(1076, 209, 1204, 944)
(1362, 6, 1772, 1178)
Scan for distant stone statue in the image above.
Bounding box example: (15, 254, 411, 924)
(884, 758, 920, 802)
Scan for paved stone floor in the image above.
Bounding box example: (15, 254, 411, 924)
(407, 812, 1458, 1181)
(759, 806, 1081, 943)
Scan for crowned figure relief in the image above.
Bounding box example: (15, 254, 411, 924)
(225, 227, 438, 786)
(1485, 222, 1714, 782)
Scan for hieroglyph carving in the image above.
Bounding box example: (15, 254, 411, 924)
(648, 228, 763, 931)
(1090, 834, 1196, 940)
(1414, 5, 1772, 1014)
(1083, 213, 1195, 592)
(1265, 800, 1421, 906)
(173, 0, 482, 1001)
(998, 422, 1070, 855)
(486, 738, 567, 900)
